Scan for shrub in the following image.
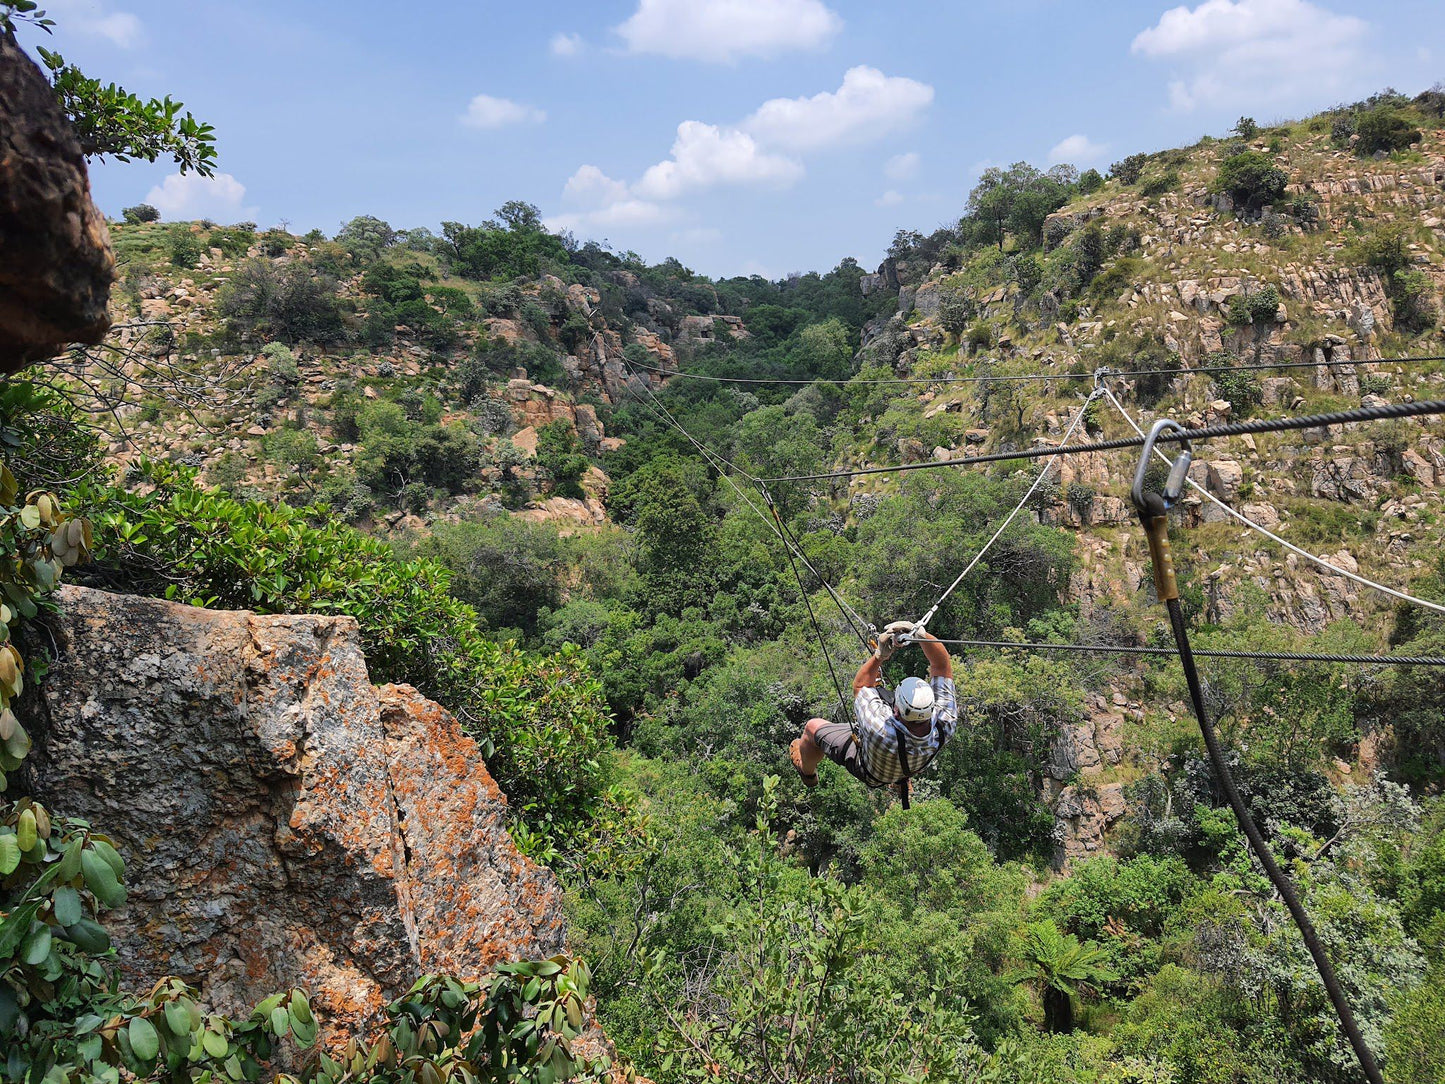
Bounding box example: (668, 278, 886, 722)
(1209, 352, 1264, 414)
(536, 421, 589, 500)
(1235, 116, 1259, 140)
(1109, 153, 1148, 185)
(1288, 192, 1321, 229)
(261, 341, 300, 383)
(219, 259, 350, 345)
(1213, 151, 1288, 213)
(1261, 210, 1289, 239)
(168, 229, 201, 269)
(1330, 113, 1356, 147)
(1355, 107, 1422, 156)
(1140, 171, 1178, 197)
(1228, 284, 1280, 326)
(938, 288, 975, 337)
(1077, 168, 1104, 194)
(121, 203, 159, 224)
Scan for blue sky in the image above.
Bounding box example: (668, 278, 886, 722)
(24, 0, 1445, 278)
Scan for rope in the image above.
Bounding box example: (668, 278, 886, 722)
(760, 398, 1445, 483)
(628, 353, 1445, 388)
(772, 496, 853, 725)
(916, 387, 1102, 631)
(1163, 594, 1385, 1084)
(1100, 387, 1445, 617)
(618, 361, 874, 648)
(928, 638, 1445, 666)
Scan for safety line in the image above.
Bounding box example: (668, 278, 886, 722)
(928, 638, 1445, 666)
(916, 387, 1102, 631)
(628, 353, 1445, 388)
(618, 361, 875, 644)
(761, 398, 1445, 483)
(1100, 386, 1445, 617)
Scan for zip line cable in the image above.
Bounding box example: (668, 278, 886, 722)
(1099, 386, 1445, 616)
(928, 638, 1445, 666)
(760, 398, 1445, 483)
(618, 363, 875, 646)
(627, 352, 1445, 388)
(916, 387, 1102, 631)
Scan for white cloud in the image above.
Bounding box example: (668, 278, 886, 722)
(743, 66, 934, 152)
(563, 165, 630, 207)
(1132, 0, 1369, 111)
(635, 121, 803, 200)
(875, 190, 904, 207)
(884, 151, 921, 181)
(460, 94, 546, 129)
(46, 0, 143, 48)
(143, 173, 256, 222)
(1048, 134, 1108, 165)
(615, 0, 841, 62)
(546, 199, 677, 234)
(551, 32, 584, 57)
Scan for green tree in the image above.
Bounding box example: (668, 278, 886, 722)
(1214, 151, 1288, 213)
(1010, 920, 1117, 1032)
(1355, 108, 1422, 156)
(120, 203, 158, 224)
(536, 420, 589, 500)
(610, 456, 718, 617)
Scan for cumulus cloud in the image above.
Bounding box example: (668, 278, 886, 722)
(875, 190, 904, 207)
(563, 165, 630, 206)
(144, 173, 256, 222)
(1132, 0, 1369, 111)
(550, 32, 584, 57)
(884, 152, 921, 181)
(546, 199, 677, 234)
(460, 94, 546, 129)
(47, 0, 143, 48)
(743, 66, 934, 152)
(1048, 134, 1108, 165)
(615, 0, 841, 62)
(635, 121, 803, 200)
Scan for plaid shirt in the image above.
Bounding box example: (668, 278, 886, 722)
(852, 677, 959, 785)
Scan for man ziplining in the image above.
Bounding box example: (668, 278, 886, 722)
(789, 620, 959, 797)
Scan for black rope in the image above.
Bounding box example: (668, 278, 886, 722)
(629, 354, 1445, 388)
(762, 486, 873, 652)
(928, 638, 1445, 667)
(1164, 596, 1385, 1084)
(766, 493, 852, 725)
(762, 398, 1445, 483)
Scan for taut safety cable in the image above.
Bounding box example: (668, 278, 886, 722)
(1131, 424, 1385, 1084)
(761, 398, 1445, 483)
(927, 638, 1445, 666)
(1100, 385, 1445, 616)
(915, 387, 1102, 632)
(628, 352, 1445, 388)
(619, 360, 875, 647)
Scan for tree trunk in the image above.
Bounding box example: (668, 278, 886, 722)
(1043, 987, 1074, 1033)
(0, 28, 113, 371)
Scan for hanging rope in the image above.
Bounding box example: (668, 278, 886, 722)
(916, 387, 1102, 631)
(1100, 386, 1445, 616)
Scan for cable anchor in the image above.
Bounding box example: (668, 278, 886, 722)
(1130, 419, 1191, 603)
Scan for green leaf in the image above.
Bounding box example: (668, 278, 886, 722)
(81, 847, 127, 908)
(129, 1016, 161, 1061)
(52, 885, 82, 926)
(201, 1028, 229, 1058)
(20, 924, 51, 965)
(270, 1007, 289, 1037)
(288, 989, 313, 1026)
(65, 918, 111, 954)
(0, 833, 18, 875)
(164, 998, 192, 1037)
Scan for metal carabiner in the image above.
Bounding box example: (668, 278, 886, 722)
(1130, 419, 1193, 517)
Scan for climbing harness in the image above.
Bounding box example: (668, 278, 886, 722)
(1130, 422, 1385, 1084)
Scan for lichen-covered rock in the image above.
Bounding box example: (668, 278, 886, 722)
(22, 586, 567, 1038)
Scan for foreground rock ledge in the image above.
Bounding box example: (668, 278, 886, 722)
(22, 586, 567, 1038)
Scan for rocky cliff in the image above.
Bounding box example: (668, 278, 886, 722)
(21, 586, 573, 1039)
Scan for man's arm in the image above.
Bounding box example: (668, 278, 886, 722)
(914, 628, 953, 680)
(853, 654, 882, 694)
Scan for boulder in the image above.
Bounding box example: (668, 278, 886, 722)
(22, 587, 568, 1039)
(0, 27, 114, 368)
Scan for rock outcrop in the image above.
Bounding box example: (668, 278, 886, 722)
(22, 586, 567, 1038)
(0, 28, 114, 368)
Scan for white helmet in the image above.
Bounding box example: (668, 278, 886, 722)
(893, 677, 935, 724)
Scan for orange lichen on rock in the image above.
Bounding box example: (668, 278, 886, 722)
(26, 586, 571, 1042)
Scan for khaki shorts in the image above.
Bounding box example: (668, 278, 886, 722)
(811, 719, 868, 783)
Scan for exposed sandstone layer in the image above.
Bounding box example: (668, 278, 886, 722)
(0, 28, 113, 368)
(22, 586, 566, 1036)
